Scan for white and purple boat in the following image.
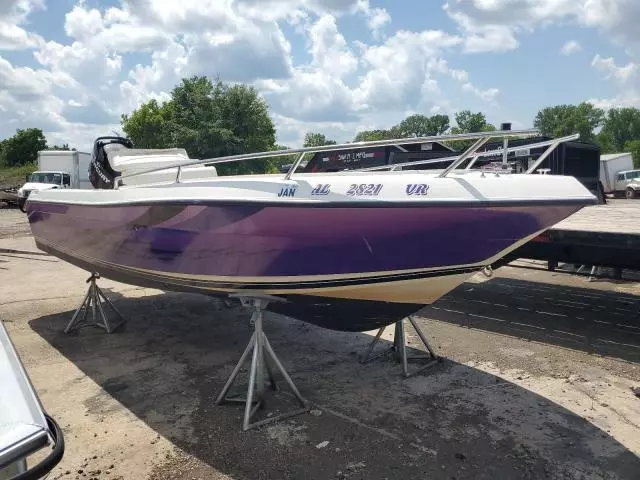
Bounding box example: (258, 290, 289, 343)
(24, 131, 596, 331)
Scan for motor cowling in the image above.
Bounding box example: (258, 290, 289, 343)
(89, 136, 134, 189)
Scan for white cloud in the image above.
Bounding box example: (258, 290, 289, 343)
(560, 40, 581, 55)
(258, 16, 485, 138)
(591, 54, 638, 83)
(0, 55, 73, 137)
(365, 8, 390, 34)
(234, 0, 390, 38)
(0, 56, 77, 99)
(441, 0, 640, 124)
(443, 5, 519, 53)
(63, 4, 171, 52)
(256, 13, 359, 122)
(444, 0, 640, 55)
(590, 54, 639, 109)
(462, 83, 500, 103)
(118, 43, 186, 113)
(0, 0, 45, 50)
(307, 14, 358, 77)
(450, 69, 469, 83)
(64, 3, 103, 40)
(272, 112, 355, 146)
(0, 1, 302, 147)
(589, 89, 640, 110)
(0, 0, 616, 152)
(354, 30, 462, 110)
(450, 66, 500, 104)
(355, 0, 391, 39)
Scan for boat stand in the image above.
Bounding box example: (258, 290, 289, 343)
(215, 294, 310, 431)
(361, 316, 441, 378)
(64, 273, 126, 334)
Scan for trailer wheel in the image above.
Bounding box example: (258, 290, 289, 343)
(626, 187, 636, 199)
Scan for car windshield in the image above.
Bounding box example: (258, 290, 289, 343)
(27, 172, 62, 185)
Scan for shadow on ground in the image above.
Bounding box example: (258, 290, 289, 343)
(421, 276, 640, 363)
(30, 290, 639, 480)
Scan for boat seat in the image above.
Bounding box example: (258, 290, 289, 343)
(104, 146, 192, 175)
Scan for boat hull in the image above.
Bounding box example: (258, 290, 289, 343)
(27, 199, 583, 330)
(32, 238, 424, 331)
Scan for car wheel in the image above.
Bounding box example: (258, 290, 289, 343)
(626, 188, 636, 199)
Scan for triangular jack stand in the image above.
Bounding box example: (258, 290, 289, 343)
(64, 273, 126, 334)
(361, 316, 442, 378)
(215, 294, 310, 431)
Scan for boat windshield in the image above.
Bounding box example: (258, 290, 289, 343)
(27, 172, 62, 185)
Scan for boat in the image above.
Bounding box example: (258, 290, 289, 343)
(24, 130, 596, 332)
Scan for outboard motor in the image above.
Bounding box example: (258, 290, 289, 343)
(89, 136, 134, 189)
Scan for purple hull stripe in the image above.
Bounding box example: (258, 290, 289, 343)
(27, 202, 582, 278)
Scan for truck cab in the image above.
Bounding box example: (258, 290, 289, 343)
(17, 171, 71, 211)
(615, 169, 640, 199)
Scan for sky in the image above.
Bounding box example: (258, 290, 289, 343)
(1, 0, 639, 152)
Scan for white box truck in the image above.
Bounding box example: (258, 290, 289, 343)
(599, 152, 636, 198)
(17, 150, 92, 211)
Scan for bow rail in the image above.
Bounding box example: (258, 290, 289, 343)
(112, 128, 579, 186)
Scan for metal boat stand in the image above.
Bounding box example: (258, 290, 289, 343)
(215, 294, 310, 431)
(64, 273, 126, 334)
(361, 316, 441, 378)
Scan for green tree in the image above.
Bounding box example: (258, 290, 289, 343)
(49, 144, 72, 151)
(451, 110, 496, 134)
(533, 103, 604, 142)
(625, 140, 640, 169)
(394, 114, 450, 137)
(303, 132, 337, 147)
(392, 114, 449, 138)
(353, 114, 449, 143)
(121, 75, 277, 175)
(268, 144, 297, 172)
(597, 107, 640, 153)
(446, 111, 496, 150)
(596, 130, 615, 154)
(0, 128, 47, 167)
(395, 114, 430, 137)
(426, 114, 450, 136)
(353, 129, 395, 142)
(120, 99, 173, 149)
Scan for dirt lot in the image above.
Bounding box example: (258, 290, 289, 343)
(1, 208, 639, 480)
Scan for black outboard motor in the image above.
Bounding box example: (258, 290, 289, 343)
(89, 136, 134, 189)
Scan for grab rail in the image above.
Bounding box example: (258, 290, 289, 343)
(113, 129, 544, 186)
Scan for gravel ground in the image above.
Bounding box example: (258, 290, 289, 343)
(1, 208, 639, 480)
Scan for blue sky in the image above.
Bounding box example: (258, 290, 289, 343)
(1, 0, 638, 151)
